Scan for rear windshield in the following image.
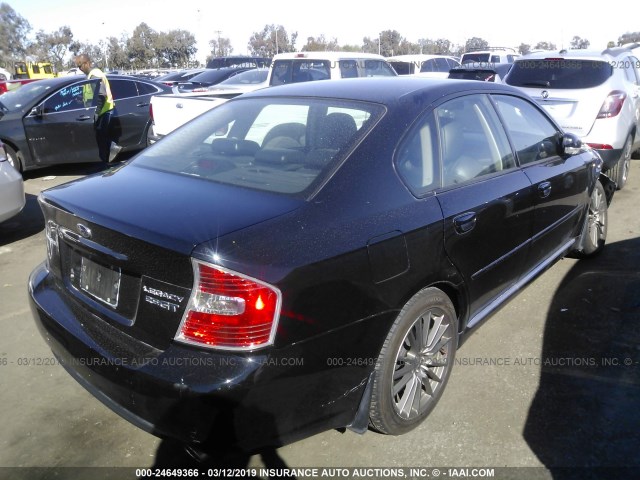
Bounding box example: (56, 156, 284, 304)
(505, 59, 613, 89)
(449, 69, 498, 82)
(461, 53, 491, 64)
(133, 97, 384, 197)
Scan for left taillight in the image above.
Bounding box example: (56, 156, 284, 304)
(175, 259, 281, 351)
(597, 90, 626, 119)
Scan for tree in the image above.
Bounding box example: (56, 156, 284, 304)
(248, 25, 297, 57)
(0, 2, 31, 62)
(27, 26, 75, 71)
(534, 41, 556, 51)
(570, 36, 590, 49)
(106, 35, 130, 70)
(464, 37, 489, 53)
(518, 43, 531, 55)
(156, 30, 197, 68)
(302, 35, 339, 52)
(127, 23, 157, 69)
(208, 36, 233, 58)
(618, 32, 640, 46)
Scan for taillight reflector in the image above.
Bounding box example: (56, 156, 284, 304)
(597, 91, 626, 119)
(586, 143, 613, 150)
(176, 260, 281, 350)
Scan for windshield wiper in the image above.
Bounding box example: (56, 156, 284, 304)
(519, 81, 551, 88)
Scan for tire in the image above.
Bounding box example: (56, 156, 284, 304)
(610, 135, 632, 190)
(369, 287, 458, 435)
(4, 144, 23, 173)
(573, 180, 607, 257)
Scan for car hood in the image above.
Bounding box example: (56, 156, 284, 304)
(40, 163, 304, 255)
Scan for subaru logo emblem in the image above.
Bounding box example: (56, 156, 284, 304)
(541, 90, 549, 99)
(77, 223, 92, 239)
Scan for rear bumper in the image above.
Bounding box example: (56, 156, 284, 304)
(593, 147, 622, 171)
(28, 262, 374, 452)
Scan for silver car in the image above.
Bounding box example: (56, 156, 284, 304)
(505, 45, 640, 189)
(0, 140, 25, 223)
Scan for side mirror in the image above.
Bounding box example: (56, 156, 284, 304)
(30, 104, 44, 117)
(558, 132, 582, 156)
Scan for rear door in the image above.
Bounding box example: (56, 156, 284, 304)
(492, 94, 590, 269)
(109, 78, 161, 148)
(433, 94, 535, 318)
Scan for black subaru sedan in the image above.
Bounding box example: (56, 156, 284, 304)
(29, 77, 612, 452)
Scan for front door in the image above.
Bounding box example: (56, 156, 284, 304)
(23, 79, 100, 166)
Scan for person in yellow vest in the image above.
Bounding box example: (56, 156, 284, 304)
(74, 53, 121, 162)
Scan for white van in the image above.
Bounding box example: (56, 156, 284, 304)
(268, 52, 397, 86)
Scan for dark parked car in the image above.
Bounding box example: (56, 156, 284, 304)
(174, 66, 257, 93)
(30, 78, 612, 454)
(154, 68, 207, 87)
(0, 75, 172, 172)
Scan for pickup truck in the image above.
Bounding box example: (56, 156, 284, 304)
(148, 52, 396, 143)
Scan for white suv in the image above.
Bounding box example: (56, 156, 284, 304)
(268, 52, 396, 86)
(460, 47, 520, 65)
(505, 46, 640, 189)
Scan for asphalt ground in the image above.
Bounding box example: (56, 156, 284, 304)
(1, 159, 639, 480)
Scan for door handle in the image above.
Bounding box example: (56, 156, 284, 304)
(76, 115, 92, 121)
(136, 102, 149, 107)
(453, 212, 477, 234)
(538, 181, 552, 198)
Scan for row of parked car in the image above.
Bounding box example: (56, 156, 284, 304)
(1, 44, 639, 225)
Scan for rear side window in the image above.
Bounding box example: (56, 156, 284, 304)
(493, 95, 560, 165)
(390, 61, 414, 75)
(506, 60, 613, 89)
(395, 113, 439, 195)
(364, 60, 396, 77)
(109, 79, 137, 99)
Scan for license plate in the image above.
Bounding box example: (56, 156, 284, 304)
(80, 257, 121, 307)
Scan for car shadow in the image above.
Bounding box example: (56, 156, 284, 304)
(524, 237, 640, 478)
(150, 398, 295, 480)
(0, 193, 44, 245)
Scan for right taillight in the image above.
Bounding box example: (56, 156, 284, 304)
(175, 260, 281, 351)
(597, 90, 626, 119)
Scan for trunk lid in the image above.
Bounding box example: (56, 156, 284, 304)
(40, 164, 302, 349)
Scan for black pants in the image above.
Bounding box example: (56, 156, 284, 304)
(94, 110, 114, 162)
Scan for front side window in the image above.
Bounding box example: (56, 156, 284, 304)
(492, 95, 560, 165)
(133, 97, 384, 197)
(437, 94, 515, 187)
(41, 80, 99, 114)
(363, 60, 396, 77)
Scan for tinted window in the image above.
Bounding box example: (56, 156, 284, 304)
(42, 80, 98, 114)
(436, 94, 515, 187)
(136, 81, 160, 95)
(461, 53, 490, 64)
(133, 98, 384, 197)
(506, 60, 613, 89)
(420, 59, 438, 73)
(364, 60, 396, 77)
(110, 79, 138, 99)
(340, 60, 361, 78)
(493, 95, 560, 165)
(390, 61, 414, 75)
(270, 60, 331, 85)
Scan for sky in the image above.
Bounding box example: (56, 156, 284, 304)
(7, 0, 639, 65)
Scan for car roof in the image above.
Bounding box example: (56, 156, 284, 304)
(517, 48, 632, 61)
(242, 76, 522, 107)
(387, 54, 457, 61)
(272, 51, 388, 61)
